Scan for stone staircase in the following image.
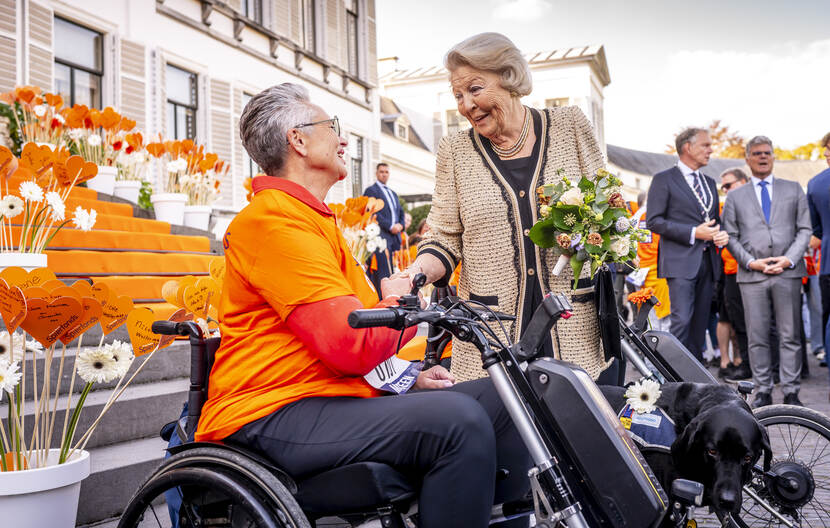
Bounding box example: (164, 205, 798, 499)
(0, 183, 223, 526)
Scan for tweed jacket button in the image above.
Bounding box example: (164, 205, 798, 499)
(524, 229, 530, 236)
(519, 190, 526, 197)
(528, 268, 535, 276)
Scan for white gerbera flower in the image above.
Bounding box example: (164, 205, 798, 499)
(376, 237, 387, 252)
(0, 359, 22, 393)
(0, 195, 24, 218)
(76, 347, 120, 384)
(87, 134, 102, 147)
(624, 379, 662, 414)
(54, 113, 65, 124)
(68, 128, 85, 140)
(365, 223, 380, 238)
(104, 340, 134, 378)
(71, 206, 97, 231)
(366, 239, 378, 253)
(33, 104, 47, 117)
(45, 191, 65, 221)
(0, 331, 25, 363)
(19, 181, 44, 202)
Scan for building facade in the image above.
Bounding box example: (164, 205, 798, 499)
(377, 95, 437, 198)
(0, 0, 381, 210)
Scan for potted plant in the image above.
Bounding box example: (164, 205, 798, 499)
(113, 133, 149, 204)
(181, 155, 227, 231)
(0, 86, 67, 152)
(0, 143, 98, 270)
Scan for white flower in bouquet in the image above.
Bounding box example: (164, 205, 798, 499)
(342, 228, 358, 245)
(0, 359, 22, 394)
(33, 104, 47, 117)
(615, 217, 631, 233)
(376, 236, 387, 252)
(539, 204, 552, 218)
(72, 206, 97, 231)
(19, 180, 44, 202)
(87, 133, 102, 147)
(365, 223, 380, 238)
(0, 194, 24, 218)
(0, 331, 25, 363)
(76, 347, 120, 384)
(366, 238, 378, 253)
(45, 191, 66, 221)
(559, 187, 584, 206)
(609, 236, 631, 258)
(624, 379, 662, 414)
(180, 174, 191, 185)
(68, 128, 85, 141)
(357, 229, 366, 238)
(54, 113, 65, 125)
(104, 340, 134, 378)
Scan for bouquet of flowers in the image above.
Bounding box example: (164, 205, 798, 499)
(0, 86, 67, 148)
(146, 139, 227, 203)
(64, 104, 136, 166)
(529, 168, 647, 288)
(115, 132, 151, 182)
(329, 196, 387, 266)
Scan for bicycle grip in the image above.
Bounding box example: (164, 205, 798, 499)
(151, 321, 185, 336)
(348, 309, 400, 329)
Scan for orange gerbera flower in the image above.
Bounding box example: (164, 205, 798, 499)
(627, 287, 657, 307)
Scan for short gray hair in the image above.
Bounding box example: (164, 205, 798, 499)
(745, 135, 773, 157)
(720, 167, 748, 182)
(239, 83, 315, 175)
(675, 127, 707, 155)
(445, 32, 532, 97)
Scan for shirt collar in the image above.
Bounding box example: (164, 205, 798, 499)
(752, 174, 774, 187)
(677, 160, 698, 177)
(251, 175, 333, 217)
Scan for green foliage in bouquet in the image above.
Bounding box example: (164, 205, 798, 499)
(529, 168, 648, 287)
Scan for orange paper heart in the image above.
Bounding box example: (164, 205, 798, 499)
(99, 292, 133, 335)
(59, 297, 103, 345)
(126, 308, 161, 356)
(90, 282, 110, 307)
(0, 279, 26, 333)
(40, 279, 65, 291)
(0, 267, 27, 288)
(183, 278, 220, 319)
(209, 257, 226, 283)
(158, 308, 194, 350)
(161, 280, 181, 307)
(70, 280, 93, 298)
(15, 267, 57, 291)
(23, 286, 50, 300)
(175, 276, 198, 307)
(20, 296, 83, 348)
(44, 286, 81, 304)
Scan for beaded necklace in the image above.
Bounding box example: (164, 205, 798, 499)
(491, 106, 530, 159)
(690, 171, 713, 221)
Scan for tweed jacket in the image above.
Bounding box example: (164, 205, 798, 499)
(420, 106, 608, 381)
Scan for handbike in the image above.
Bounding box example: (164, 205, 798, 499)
(619, 295, 830, 528)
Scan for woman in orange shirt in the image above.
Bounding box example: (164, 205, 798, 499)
(199, 84, 530, 528)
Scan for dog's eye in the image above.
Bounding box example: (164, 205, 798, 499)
(743, 455, 753, 463)
(708, 449, 718, 457)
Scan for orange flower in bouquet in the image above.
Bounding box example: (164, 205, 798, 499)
(0, 86, 68, 147)
(330, 196, 386, 265)
(627, 287, 658, 308)
(147, 138, 227, 204)
(65, 105, 136, 166)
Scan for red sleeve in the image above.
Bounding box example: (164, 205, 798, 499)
(287, 295, 417, 376)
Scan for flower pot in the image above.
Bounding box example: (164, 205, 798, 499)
(87, 165, 117, 195)
(113, 179, 142, 203)
(150, 192, 188, 225)
(183, 204, 212, 231)
(0, 449, 90, 528)
(0, 252, 47, 271)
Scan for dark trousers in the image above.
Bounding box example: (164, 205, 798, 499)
(666, 250, 714, 362)
(227, 378, 531, 528)
(820, 275, 830, 343)
(723, 273, 749, 364)
(367, 249, 393, 300)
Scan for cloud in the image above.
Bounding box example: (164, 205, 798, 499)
(492, 0, 553, 22)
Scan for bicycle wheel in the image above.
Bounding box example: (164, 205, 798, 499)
(723, 404, 830, 528)
(118, 447, 311, 528)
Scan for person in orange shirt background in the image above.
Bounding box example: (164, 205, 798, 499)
(716, 168, 752, 381)
(629, 192, 671, 331)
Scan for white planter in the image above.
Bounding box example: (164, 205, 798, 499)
(112, 179, 142, 203)
(87, 165, 117, 195)
(151, 192, 188, 225)
(0, 252, 47, 271)
(0, 449, 90, 528)
(183, 205, 212, 231)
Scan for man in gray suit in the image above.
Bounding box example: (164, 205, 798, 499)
(722, 136, 812, 407)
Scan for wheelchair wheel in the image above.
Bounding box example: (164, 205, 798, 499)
(118, 446, 311, 528)
(721, 404, 830, 528)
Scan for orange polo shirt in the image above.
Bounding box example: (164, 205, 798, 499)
(196, 177, 384, 442)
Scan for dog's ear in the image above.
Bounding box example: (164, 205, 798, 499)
(756, 420, 772, 472)
(672, 414, 704, 477)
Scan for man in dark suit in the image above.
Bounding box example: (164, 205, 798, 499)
(364, 163, 406, 296)
(806, 131, 830, 374)
(647, 128, 729, 361)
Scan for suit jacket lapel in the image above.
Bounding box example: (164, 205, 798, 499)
(744, 181, 765, 222)
(671, 167, 707, 218)
(769, 177, 784, 225)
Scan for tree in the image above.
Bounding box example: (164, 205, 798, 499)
(665, 119, 745, 158)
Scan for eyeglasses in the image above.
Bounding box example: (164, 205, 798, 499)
(295, 116, 340, 137)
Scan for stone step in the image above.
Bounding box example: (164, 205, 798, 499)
(9, 341, 189, 400)
(78, 436, 169, 526)
(1, 377, 188, 451)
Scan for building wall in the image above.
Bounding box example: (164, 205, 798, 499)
(378, 133, 436, 197)
(0, 0, 379, 210)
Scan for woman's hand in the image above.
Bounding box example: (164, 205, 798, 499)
(380, 275, 415, 298)
(414, 365, 456, 390)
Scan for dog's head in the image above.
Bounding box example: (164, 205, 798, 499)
(671, 403, 771, 513)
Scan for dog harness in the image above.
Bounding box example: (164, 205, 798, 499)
(618, 404, 677, 452)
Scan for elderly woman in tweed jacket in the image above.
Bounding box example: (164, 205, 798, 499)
(400, 33, 610, 382)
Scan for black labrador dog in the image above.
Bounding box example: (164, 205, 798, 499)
(602, 382, 772, 515)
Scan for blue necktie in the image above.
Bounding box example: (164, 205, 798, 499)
(759, 180, 771, 223)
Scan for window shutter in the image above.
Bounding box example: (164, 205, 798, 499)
(366, 2, 376, 84)
(0, 0, 17, 92)
(232, 87, 244, 209)
(27, 1, 52, 90)
(290, 0, 301, 43)
(120, 39, 147, 132)
(273, 0, 291, 37)
(325, 0, 340, 68)
(209, 78, 233, 208)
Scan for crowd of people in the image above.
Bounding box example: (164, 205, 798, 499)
(631, 128, 830, 408)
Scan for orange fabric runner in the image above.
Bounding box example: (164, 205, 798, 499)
(46, 250, 214, 274)
(7, 226, 209, 251)
(65, 196, 135, 217)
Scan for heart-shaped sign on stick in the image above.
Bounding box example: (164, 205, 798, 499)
(126, 308, 161, 356)
(44, 286, 81, 304)
(0, 279, 27, 332)
(71, 280, 93, 298)
(175, 276, 198, 308)
(158, 308, 194, 350)
(23, 286, 50, 300)
(20, 296, 83, 349)
(0, 267, 27, 289)
(16, 267, 57, 291)
(41, 279, 66, 291)
(59, 297, 103, 345)
(99, 293, 134, 335)
(209, 257, 226, 284)
(90, 282, 110, 307)
(161, 280, 181, 307)
(183, 278, 220, 319)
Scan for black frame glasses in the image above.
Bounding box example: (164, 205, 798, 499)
(295, 116, 340, 137)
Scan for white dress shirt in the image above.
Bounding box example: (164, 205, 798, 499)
(751, 174, 774, 208)
(677, 160, 707, 245)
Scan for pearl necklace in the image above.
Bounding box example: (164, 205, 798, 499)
(491, 107, 530, 159)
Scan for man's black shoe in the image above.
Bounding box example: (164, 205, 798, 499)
(725, 363, 752, 382)
(783, 393, 804, 406)
(752, 392, 773, 409)
(718, 363, 736, 378)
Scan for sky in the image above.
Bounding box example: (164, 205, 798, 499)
(376, 0, 830, 153)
